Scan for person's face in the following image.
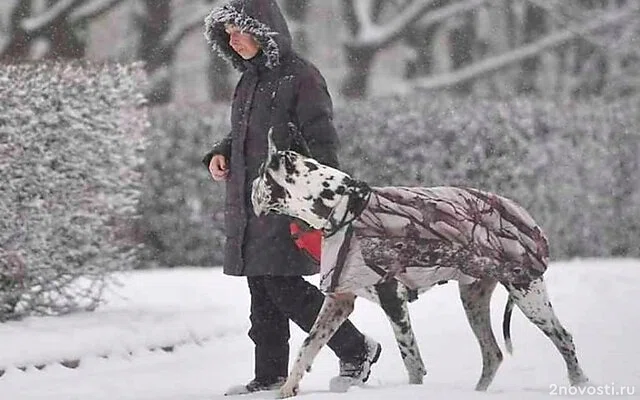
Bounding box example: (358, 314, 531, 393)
(225, 24, 260, 59)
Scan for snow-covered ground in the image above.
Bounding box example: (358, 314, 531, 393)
(1, 259, 639, 400)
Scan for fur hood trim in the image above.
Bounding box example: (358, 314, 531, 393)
(204, 1, 292, 71)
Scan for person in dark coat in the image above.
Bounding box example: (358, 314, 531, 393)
(202, 0, 381, 395)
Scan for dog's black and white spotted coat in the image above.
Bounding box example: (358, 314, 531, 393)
(252, 129, 590, 398)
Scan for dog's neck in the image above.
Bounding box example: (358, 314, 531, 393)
(321, 179, 371, 236)
(284, 177, 372, 236)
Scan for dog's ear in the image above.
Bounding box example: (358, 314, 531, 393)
(266, 127, 278, 167)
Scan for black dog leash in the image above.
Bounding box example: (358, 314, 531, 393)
(328, 224, 355, 293)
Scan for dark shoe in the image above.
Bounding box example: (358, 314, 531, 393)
(224, 376, 286, 396)
(329, 335, 382, 392)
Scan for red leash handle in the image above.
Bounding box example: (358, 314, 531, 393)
(289, 222, 322, 263)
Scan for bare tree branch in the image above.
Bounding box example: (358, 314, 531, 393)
(349, 0, 437, 47)
(353, 0, 376, 31)
(21, 0, 84, 35)
(348, 0, 487, 49)
(412, 4, 639, 91)
(524, 0, 640, 58)
(0, 0, 35, 60)
(161, 1, 223, 50)
(70, 0, 125, 23)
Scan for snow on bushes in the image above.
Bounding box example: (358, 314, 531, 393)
(136, 105, 228, 268)
(143, 94, 639, 266)
(335, 93, 640, 259)
(0, 61, 149, 321)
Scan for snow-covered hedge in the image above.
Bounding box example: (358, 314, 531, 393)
(136, 105, 227, 268)
(335, 94, 640, 259)
(0, 61, 148, 321)
(143, 94, 639, 266)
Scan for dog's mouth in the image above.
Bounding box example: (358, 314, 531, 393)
(252, 197, 271, 217)
(251, 178, 283, 217)
(251, 179, 267, 217)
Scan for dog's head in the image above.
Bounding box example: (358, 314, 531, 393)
(251, 128, 370, 231)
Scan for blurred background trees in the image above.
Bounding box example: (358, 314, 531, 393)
(1, 0, 637, 104)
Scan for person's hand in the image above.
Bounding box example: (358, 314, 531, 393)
(209, 155, 229, 181)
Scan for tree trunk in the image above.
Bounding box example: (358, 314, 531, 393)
(517, 2, 546, 94)
(45, 0, 86, 59)
(137, 0, 173, 104)
(0, 0, 33, 61)
(339, 0, 386, 98)
(570, 0, 610, 97)
(505, 0, 518, 49)
(403, 23, 439, 79)
(483, 0, 518, 96)
(448, 11, 476, 93)
(340, 45, 377, 98)
(402, 0, 449, 79)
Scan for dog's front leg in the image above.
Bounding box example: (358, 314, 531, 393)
(279, 292, 356, 398)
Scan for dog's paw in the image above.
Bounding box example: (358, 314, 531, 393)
(329, 376, 353, 393)
(277, 382, 299, 398)
(408, 374, 424, 385)
(570, 374, 591, 387)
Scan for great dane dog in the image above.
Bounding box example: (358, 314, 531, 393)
(251, 129, 590, 398)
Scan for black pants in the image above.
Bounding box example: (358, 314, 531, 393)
(247, 275, 366, 381)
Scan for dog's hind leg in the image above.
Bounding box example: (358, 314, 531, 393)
(374, 280, 427, 384)
(504, 277, 589, 387)
(459, 278, 503, 391)
(279, 293, 356, 398)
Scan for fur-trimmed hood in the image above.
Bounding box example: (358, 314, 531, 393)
(204, 0, 293, 71)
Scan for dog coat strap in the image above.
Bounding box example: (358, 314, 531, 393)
(329, 224, 355, 292)
(323, 187, 372, 238)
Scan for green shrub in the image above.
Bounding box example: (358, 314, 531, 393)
(0, 60, 148, 320)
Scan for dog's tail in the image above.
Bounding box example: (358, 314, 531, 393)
(502, 294, 515, 355)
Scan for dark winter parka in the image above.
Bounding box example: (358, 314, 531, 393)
(202, 0, 340, 277)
